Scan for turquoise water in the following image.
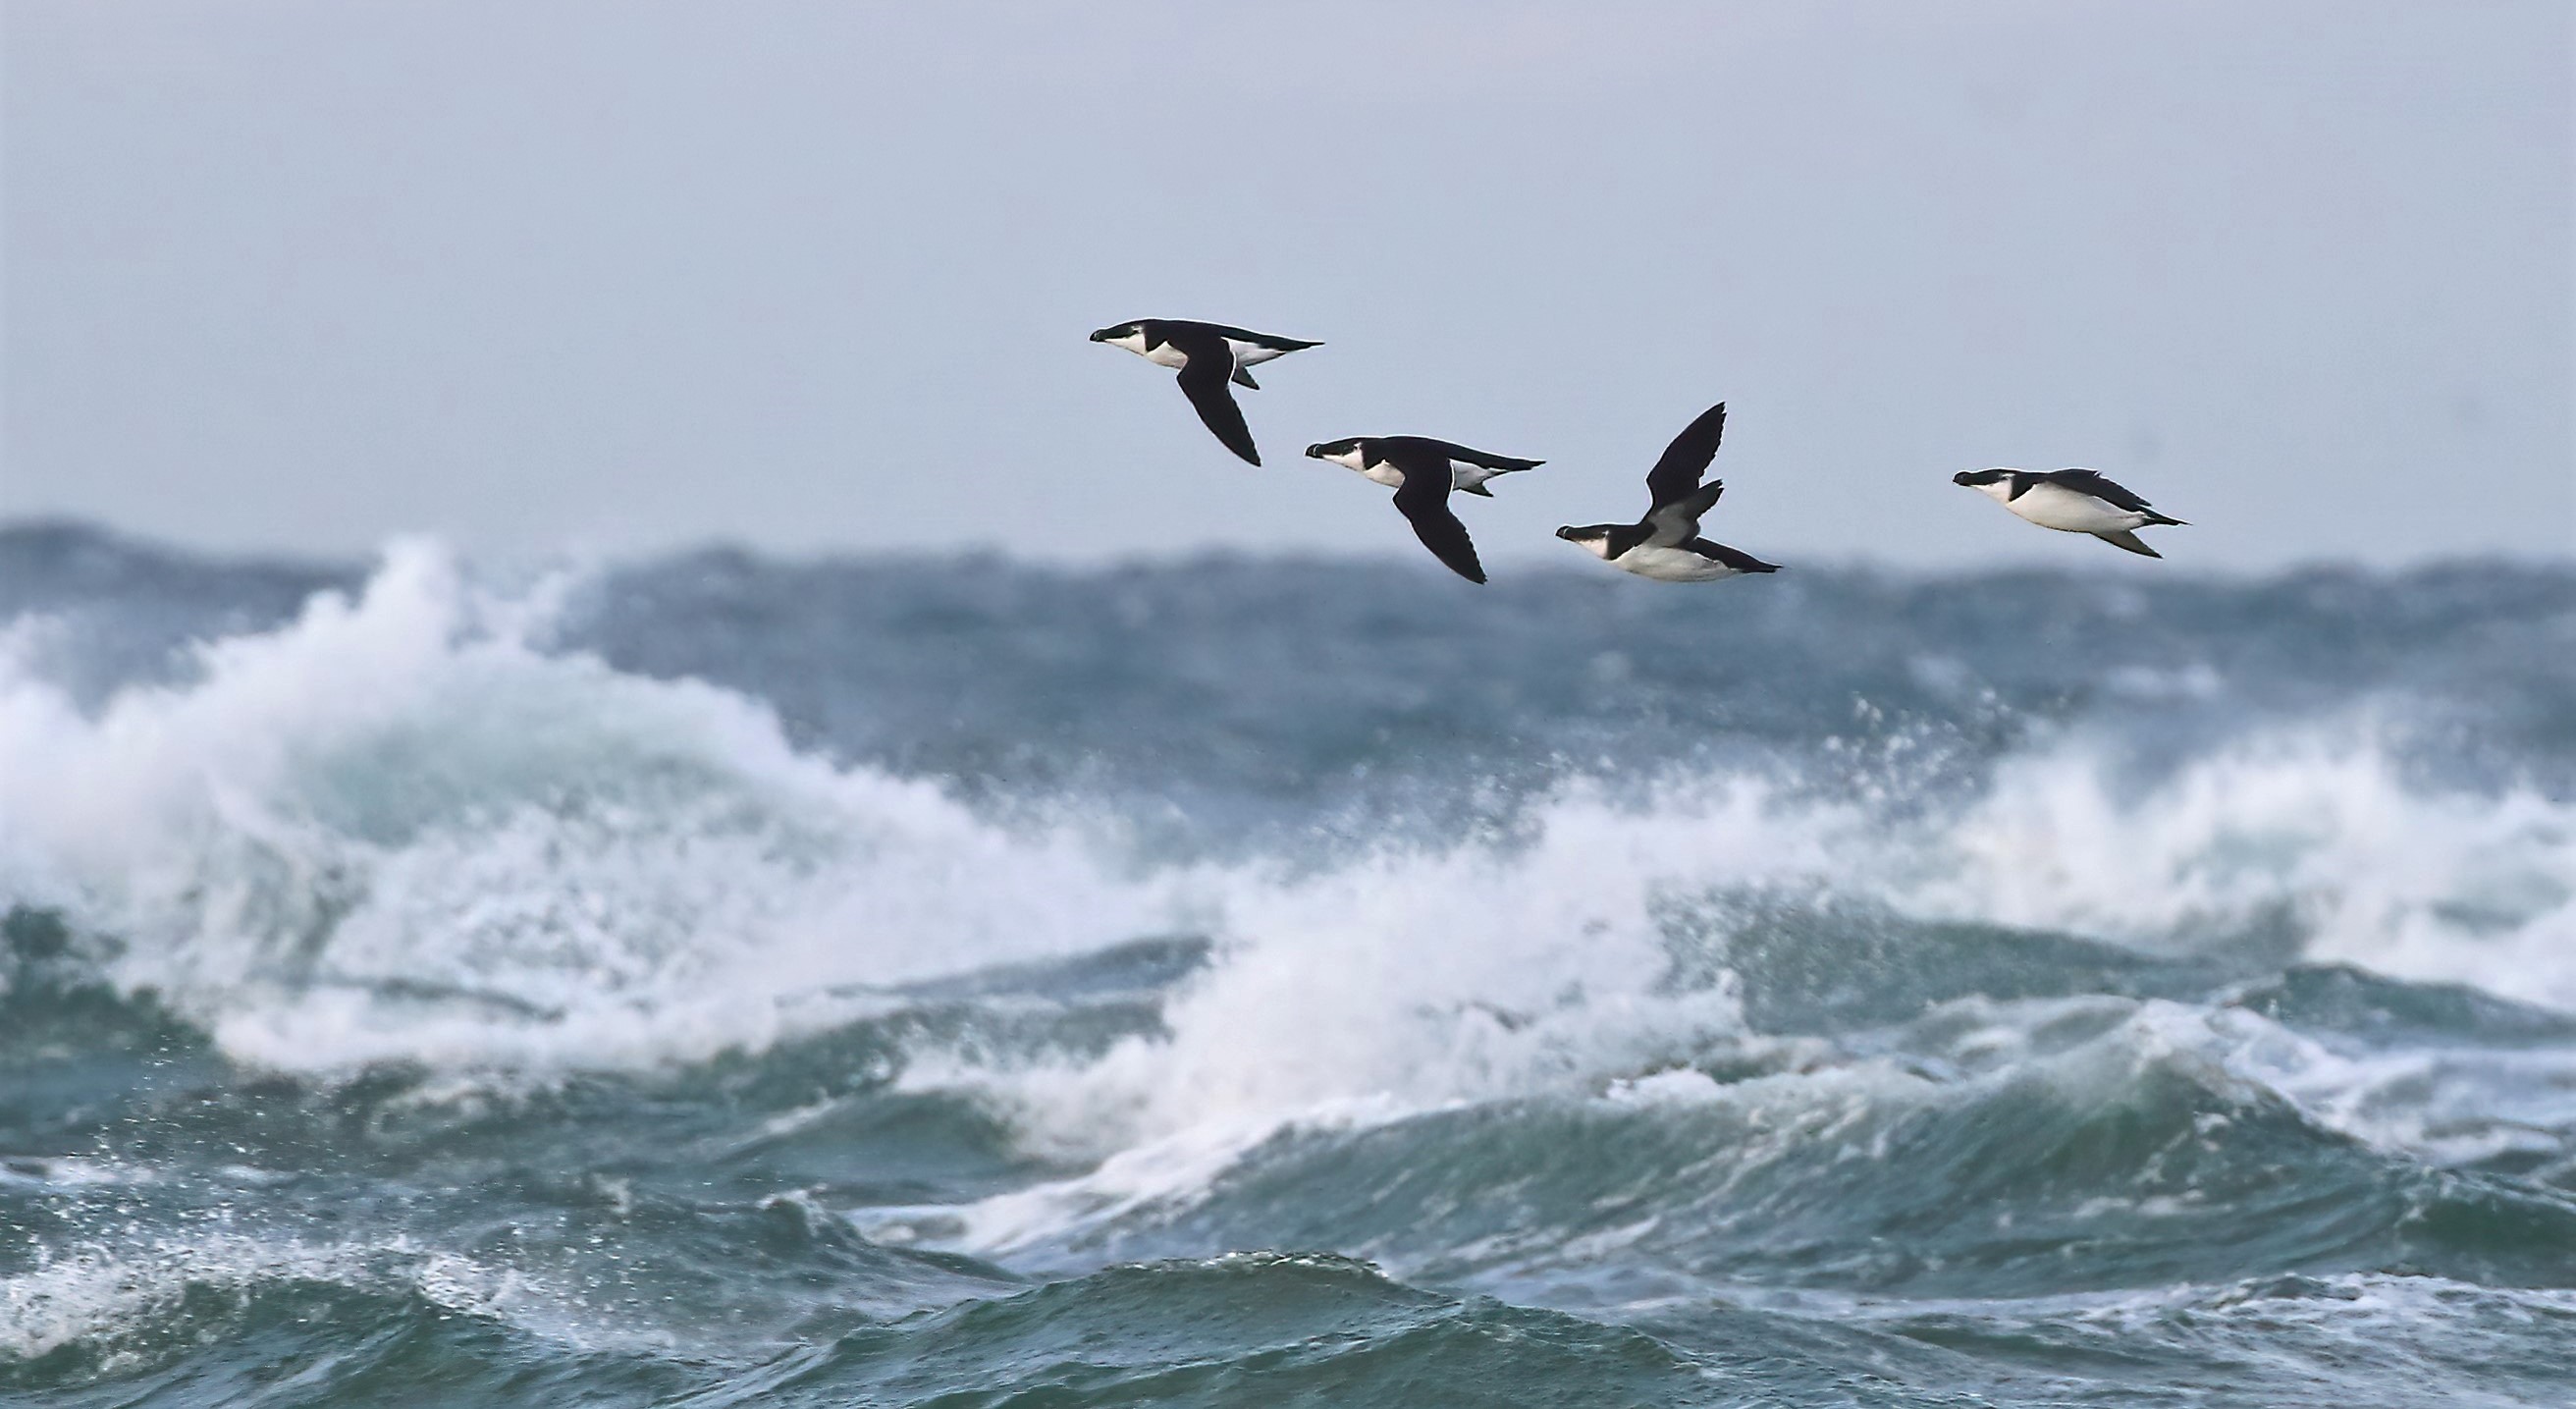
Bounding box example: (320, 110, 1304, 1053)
(3, 523, 2573, 1406)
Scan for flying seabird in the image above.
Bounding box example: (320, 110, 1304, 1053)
(1952, 467, 2187, 558)
(1300, 437, 1488, 582)
(1303, 436, 1544, 497)
(1088, 318, 1322, 465)
(1554, 402, 1783, 582)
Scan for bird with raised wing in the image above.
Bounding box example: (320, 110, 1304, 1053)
(1555, 402, 1783, 581)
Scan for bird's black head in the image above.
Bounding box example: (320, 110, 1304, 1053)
(1088, 321, 1143, 344)
(1306, 438, 1363, 461)
(1556, 523, 1619, 560)
(1953, 468, 2012, 488)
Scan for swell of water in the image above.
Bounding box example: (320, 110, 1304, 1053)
(3, 524, 2572, 1407)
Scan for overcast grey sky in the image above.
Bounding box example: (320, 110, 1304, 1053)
(6, 1, 2570, 569)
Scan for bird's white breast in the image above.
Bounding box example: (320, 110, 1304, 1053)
(1104, 331, 1189, 368)
(1613, 543, 1743, 581)
(1142, 344, 1190, 369)
(1319, 448, 1401, 485)
(2007, 483, 2148, 533)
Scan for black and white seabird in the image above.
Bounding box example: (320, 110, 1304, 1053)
(1303, 436, 1544, 497)
(1088, 318, 1322, 466)
(1554, 402, 1783, 582)
(1289, 436, 1486, 582)
(1952, 467, 2188, 558)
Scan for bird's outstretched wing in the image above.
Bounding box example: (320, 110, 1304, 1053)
(1689, 537, 1783, 573)
(1202, 324, 1322, 352)
(1418, 439, 1544, 472)
(1392, 462, 1486, 583)
(1643, 402, 1728, 513)
(1171, 330, 1259, 465)
(2044, 468, 2153, 513)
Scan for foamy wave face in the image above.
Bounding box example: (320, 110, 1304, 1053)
(918, 786, 1831, 1162)
(0, 1234, 591, 1367)
(933, 738, 2575, 1165)
(1915, 735, 2576, 1007)
(0, 542, 1196, 1070)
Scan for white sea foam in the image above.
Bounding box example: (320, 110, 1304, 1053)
(939, 736, 2575, 1165)
(0, 1232, 606, 1366)
(920, 1000, 2309, 1274)
(2207, 1003, 2576, 1169)
(927, 783, 1796, 1159)
(1915, 732, 2576, 1006)
(0, 541, 1200, 1071)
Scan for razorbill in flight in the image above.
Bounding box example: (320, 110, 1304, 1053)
(1303, 436, 1544, 497)
(1952, 467, 2188, 558)
(1554, 402, 1783, 582)
(1088, 318, 1321, 465)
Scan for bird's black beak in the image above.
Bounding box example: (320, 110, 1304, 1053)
(1087, 328, 1112, 343)
(1554, 526, 1577, 540)
(1304, 444, 1326, 459)
(1951, 471, 1975, 486)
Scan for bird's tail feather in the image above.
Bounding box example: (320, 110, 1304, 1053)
(2096, 529, 2164, 558)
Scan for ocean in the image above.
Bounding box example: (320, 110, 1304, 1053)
(3, 520, 2572, 1407)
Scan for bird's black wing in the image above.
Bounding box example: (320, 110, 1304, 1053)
(1392, 462, 1486, 583)
(2043, 468, 2153, 513)
(1643, 402, 1728, 512)
(1422, 438, 1543, 471)
(1374, 438, 1463, 487)
(1170, 329, 1260, 465)
(1688, 538, 1782, 573)
(1201, 322, 1322, 352)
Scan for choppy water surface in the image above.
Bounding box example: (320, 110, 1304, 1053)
(4, 521, 2573, 1406)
